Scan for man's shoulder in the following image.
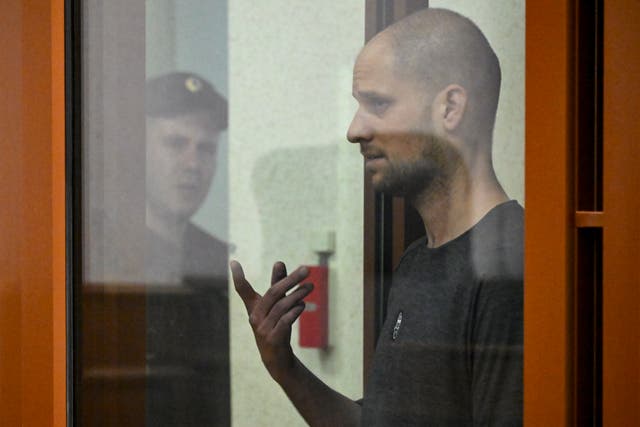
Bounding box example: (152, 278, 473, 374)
(475, 200, 523, 241)
(396, 201, 523, 280)
(185, 223, 228, 253)
(470, 201, 524, 281)
(183, 223, 229, 280)
(401, 235, 428, 259)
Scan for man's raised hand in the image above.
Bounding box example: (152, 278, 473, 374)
(230, 260, 313, 382)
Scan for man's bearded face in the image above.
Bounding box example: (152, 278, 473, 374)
(367, 130, 456, 198)
(348, 35, 459, 199)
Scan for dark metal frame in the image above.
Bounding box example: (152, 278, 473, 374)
(574, 0, 604, 424)
(362, 0, 428, 383)
(65, 0, 82, 425)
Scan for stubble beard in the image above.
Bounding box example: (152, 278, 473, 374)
(373, 133, 458, 203)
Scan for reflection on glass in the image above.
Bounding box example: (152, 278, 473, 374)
(144, 72, 229, 426)
(79, 1, 231, 423)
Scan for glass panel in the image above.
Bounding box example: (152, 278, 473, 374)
(78, 0, 364, 425)
(77, 0, 524, 425)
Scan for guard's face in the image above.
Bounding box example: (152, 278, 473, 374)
(347, 36, 455, 197)
(146, 111, 220, 221)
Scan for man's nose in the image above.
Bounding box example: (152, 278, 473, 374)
(346, 110, 373, 144)
(182, 143, 201, 168)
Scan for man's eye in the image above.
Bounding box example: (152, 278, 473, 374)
(370, 99, 390, 115)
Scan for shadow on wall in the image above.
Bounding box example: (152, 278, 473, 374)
(252, 145, 338, 267)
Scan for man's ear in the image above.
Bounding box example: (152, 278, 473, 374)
(440, 84, 467, 131)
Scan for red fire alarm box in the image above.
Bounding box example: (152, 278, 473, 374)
(299, 265, 328, 348)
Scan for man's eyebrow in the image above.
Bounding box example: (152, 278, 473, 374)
(353, 90, 391, 101)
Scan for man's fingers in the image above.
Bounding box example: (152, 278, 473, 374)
(266, 265, 310, 298)
(270, 302, 306, 343)
(231, 262, 311, 328)
(256, 266, 310, 319)
(261, 282, 313, 331)
(271, 261, 287, 286)
(230, 260, 260, 314)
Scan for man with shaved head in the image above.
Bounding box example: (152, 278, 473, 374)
(232, 8, 522, 426)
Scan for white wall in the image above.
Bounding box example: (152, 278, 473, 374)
(228, 2, 365, 425)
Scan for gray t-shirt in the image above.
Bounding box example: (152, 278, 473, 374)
(362, 201, 523, 426)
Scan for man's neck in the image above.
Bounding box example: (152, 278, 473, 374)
(410, 166, 508, 248)
(146, 206, 189, 246)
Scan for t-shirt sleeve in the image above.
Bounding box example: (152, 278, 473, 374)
(470, 275, 523, 426)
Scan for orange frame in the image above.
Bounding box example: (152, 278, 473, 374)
(0, 1, 66, 426)
(525, 0, 640, 426)
(601, 1, 640, 423)
(524, 0, 574, 424)
(1, 0, 638, 425)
